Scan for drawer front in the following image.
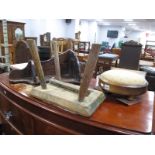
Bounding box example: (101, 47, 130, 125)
(0, 94, 34, 134)
(0, 93, 76, 135)
(32, 117, 75, 135)
(0, 118, 20, 135)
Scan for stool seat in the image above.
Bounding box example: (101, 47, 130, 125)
(95, 53, 119, 76)
(98, 53, 119, 60)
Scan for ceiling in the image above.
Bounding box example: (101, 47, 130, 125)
(82, 19, 155, 33)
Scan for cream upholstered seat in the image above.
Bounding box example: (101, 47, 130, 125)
(100, 69, 147, 87)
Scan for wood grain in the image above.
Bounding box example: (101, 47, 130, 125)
(78, 44, 100, 101)
(50, 41, 61, 80)
(27, 39, 47, 89)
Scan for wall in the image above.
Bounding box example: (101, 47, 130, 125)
(97, 25, 125, 47)
(34, 19, 75, 45)
(6, 19, 155, 48)
(79, 20, 99, 45)
(88, 21, 98, 44)
(79, 20, 89, 42)
(125, 31, 155, 48)
(65, 19, 76, 38)
(125, 30, 141, 42)
(7, 19, 76, 45)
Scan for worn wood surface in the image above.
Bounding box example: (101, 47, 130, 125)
(79, 44, 100, 101)
(27, 39, 47, 89)
(51, 41, 61, 80)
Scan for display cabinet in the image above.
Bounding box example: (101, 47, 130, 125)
(0, 20, 25, 64)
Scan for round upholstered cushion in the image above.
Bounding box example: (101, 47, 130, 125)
(99, 69, 148, 87)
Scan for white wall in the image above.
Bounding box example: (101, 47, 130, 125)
(80, 20, 89, 42)
(7, 19, 76, 45)
(125, 30, 141, 42)
(65, 19, 76, 38)
(79, 20, 99, 45)
(34, 19, 75, 45)
(7, 19, 155, 49)
(97, 25, 125, 47)
(88, 21, 98, 44)
(125, 31, 155, 48)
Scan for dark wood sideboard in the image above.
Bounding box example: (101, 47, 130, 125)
(0, 73, 155, 135)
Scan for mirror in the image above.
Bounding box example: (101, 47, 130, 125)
(15, 28, 24, 41)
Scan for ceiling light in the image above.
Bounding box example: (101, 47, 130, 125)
(103, 23, 110, 26)
(128, 23, 136, 26)
(96, 19, 103, 22)
(124, 19, 133, 22)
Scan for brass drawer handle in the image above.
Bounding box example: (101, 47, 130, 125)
(4, 111, 13, 120)
(4, 90, 6, 95)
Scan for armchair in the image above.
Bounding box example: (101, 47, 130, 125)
(100, 41, 110, 53)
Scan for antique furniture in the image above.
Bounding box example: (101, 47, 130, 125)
(14, 40, 32, 64)
(95, 53, 119, 75)
(38, 46, 51, 61)
(14, 40, 51, 63)
(76, 41, 90, 54)
(143, 40, 155, 60)
(73, 40, 79, 52)
(112, 48, 121, 57)
(75, 31, 81, 40)
(0, 73, 154, 135)
(25, 37, 37, 44)
(77, 53, 88, 62)
(140, 66, 155, 91)
(52, 38, 66, 53)
(119, 40, 142, 70)
(99, 69, 148, 97)
(52, 38, 74, 53)
(28, 41, 104, 117)
(100, 41, 110, 53)
(40, 32, 51, 46)
(10, 49, 81, 85)
(0, 20, 25, 64)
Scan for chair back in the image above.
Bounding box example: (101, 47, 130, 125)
(119, 40, 142, 70)
(14, 40, 32, 64)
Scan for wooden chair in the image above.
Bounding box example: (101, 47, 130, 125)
(78, 41, 90, 54)
(40, 32, 51, 46)
(14, 40, 52, 64)
(119, 41, 142, 70)
(14, 40, 32, 64)
(25, 37, 37, 44)
(52, 38, 73, 53)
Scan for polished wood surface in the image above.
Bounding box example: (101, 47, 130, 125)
(91, 93, 154, 133)
(0, 73, 155, 134)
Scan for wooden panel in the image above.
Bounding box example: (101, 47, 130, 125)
(0, 86, 79, 135)
(0, 94, 33, 134)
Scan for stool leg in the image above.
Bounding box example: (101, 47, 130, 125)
(115, 60, 118, 67)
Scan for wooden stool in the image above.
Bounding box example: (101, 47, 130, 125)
(95, 53, 119, 76)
